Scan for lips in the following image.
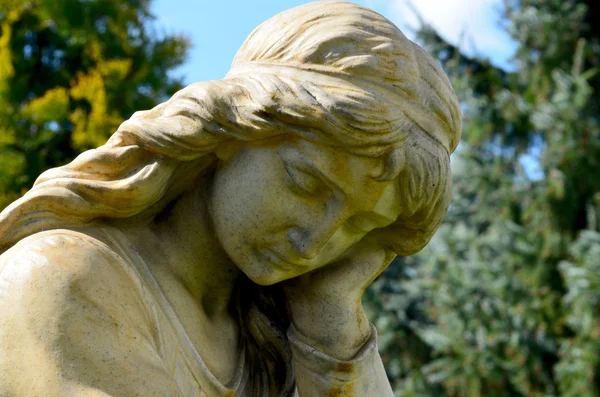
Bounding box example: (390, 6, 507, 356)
(258, 248, 295, 271)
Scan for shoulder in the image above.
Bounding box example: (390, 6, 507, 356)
(0, 228, 151, 336)
(0, 229, 181, 395)
(0, 229, 127, 301)
(1, 228, 116, 271)
(1, 227, 117, 266)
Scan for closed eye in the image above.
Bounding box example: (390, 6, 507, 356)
(345, 215, 379, 234)
(283, 163, 322, 195)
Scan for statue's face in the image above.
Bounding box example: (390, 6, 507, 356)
(210, 138, 402, 285)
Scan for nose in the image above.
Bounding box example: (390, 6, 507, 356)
(287, 217, 344, 260)
(288, 228, 329, 260)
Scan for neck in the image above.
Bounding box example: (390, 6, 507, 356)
(119, 175, 242, 382)
(140, 184, 239, 314)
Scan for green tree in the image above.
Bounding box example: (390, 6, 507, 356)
(0, 0, 189, 209)
(366, 1, 600, 395)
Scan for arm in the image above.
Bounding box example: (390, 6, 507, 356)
(0, 232, 182, 397)
(289, 323, 392, 397)
(283, 239, 395, 397)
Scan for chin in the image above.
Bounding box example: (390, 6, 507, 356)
(245, 270, 288, 286)
(251, 277, 280, 286)
(233, 249, 296, 286)
(240, 262, 293, 286)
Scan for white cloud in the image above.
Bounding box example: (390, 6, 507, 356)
(382, 0, 516, 68)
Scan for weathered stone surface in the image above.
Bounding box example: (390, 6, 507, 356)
(0, 1, 461, 396)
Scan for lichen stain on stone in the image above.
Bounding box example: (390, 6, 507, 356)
(336, 361, 354, 374)
(328, 385, 343, 397)
(328, 381, 354, 397)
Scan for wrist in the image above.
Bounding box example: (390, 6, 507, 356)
(290, 302, 371, 360)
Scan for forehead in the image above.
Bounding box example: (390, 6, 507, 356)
(277, 139, 401, 219)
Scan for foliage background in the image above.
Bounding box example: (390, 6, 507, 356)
(0, 0, 188, 209)
(2, 0, 600, 396)
(365, 0, 600, 395)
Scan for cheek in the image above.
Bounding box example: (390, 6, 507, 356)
(212, 170, 286, 237)
(209, 150, 295, 269)
(211, 149, 314, 239)
(210, 164, 265, 245)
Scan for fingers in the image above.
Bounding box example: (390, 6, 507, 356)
(303, 245, 393, 299)
(282, 239, 396, 305)
(326, 241, 394, 283)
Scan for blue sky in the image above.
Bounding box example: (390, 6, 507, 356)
(150, 0, 543, 179)
(151, 0, 517, 85)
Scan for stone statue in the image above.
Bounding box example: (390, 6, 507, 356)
(0, 1, 461, 396)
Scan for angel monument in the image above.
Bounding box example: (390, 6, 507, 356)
(0, 1, 461, 396)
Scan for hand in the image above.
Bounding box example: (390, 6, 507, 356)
(283, 238, 396, 360)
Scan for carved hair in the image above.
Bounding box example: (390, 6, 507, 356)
(0, 2, 461, 395)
